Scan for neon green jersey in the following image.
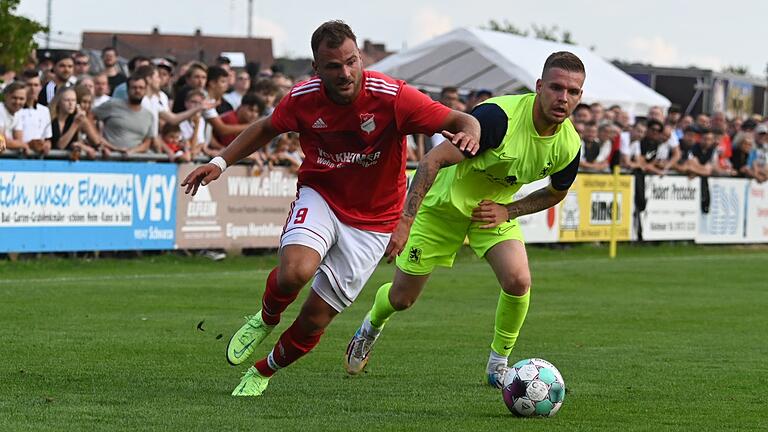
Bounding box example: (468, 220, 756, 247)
(422, 93, 581, 217)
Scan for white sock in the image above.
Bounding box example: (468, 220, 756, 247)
(486, 349, 508, 373)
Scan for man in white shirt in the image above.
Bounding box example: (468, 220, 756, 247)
(93, 73, 111, 107)
(18, 70, 52, 155)
(1, 81, 28, 154)
(223, 70, 251, 110)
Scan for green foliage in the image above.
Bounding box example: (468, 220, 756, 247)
(1, 244, 767, 430)
(485, 20, 576, 45)
(0, 0, 46, 72)
(722, 65, 749, 75)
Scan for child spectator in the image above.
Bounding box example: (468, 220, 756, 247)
(160, 123, 191, 162)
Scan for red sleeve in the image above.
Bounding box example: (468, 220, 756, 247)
(269, 93, 298, 133)
(394, 84, 451, 135)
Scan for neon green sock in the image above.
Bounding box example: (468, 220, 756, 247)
(490, 290, 530, 357)
(369, 283, 396, 329)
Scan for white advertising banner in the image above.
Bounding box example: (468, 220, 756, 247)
(696, 178, 746, 244)
(514, 178, 559, 243)
(640, 175, 700, 240)
(744, 180, 768, 243)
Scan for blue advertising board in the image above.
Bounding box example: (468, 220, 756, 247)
(0, 160, 177, 252)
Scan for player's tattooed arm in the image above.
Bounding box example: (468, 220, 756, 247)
(385, 142, 466, 262)
(472, 186, 568, 229)
(505, 186, 568, 219)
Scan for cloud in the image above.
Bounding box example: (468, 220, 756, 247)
(627, 36, 725, 71)
(628, 36, 679, 66)
(409, 6, 453, 46)
(251, 16, 289, 53)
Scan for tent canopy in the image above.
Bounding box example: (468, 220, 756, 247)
(370, 27, 670, 116)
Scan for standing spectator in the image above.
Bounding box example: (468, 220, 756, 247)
(50, 87, 102, 159)
(672, 126, 698, 174)
(202, 66, 250, 137)
(223, 70, 251, 110)
(730, 133, 761, 180)
(251, 78, 279, 115)
(152, 58, 175, 97)
(18, 70, 52, 156)
(268, 132, 302, 174)
(92, 75, 154, 154)
(429, 86, 463, 150)
(590, 102, 604, 123)
(579, 121, 610, 172)
(112, 56, 151, 100)
(751, 125, 768, 182)
(209, 92, 265, 154)
(695, 113, 711, 130)
(571, 103, 592, 124)
(38, 53, 74, 106)
(655, 124, 681, 173)
(465, 89, 492, 113)
(73, 52, 91, 77)
(667, 105, 682, 131)
(619, 120, 647, 169)
(172, 62, 207, 113)
(101, 47, 126, 95)
(1, 82, 28, 154)
(93, 73, 111, 107)
(179, 89, 208, 156)
(685, 128, 720, 177)
(216, 55, 236, 88)
(626, 119, 664, 174)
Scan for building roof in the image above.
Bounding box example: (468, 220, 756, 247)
(81, 29, 274, 68)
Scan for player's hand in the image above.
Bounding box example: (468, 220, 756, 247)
(181, 163, 222, 196)
(442, 130, 479, 155)
(384, 216, 414, 263)
(471, 200, 510, 229)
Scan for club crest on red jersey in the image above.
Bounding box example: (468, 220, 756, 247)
(360, 113, 376, 134)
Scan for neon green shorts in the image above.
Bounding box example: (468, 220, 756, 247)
(396, 204, 524, 275)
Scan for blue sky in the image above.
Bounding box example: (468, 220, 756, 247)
(17, 0, 768, 77)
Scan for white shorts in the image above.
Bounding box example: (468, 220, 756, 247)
(280, 187, 390, 312)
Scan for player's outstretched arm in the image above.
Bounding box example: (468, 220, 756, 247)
(181, 116, 280, 196)
(384, 142, 467, 262)
(437, 110, 482, 155)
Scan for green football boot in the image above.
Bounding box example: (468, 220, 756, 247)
(231, 366, 270, 397)
(226, 312, 275, 366)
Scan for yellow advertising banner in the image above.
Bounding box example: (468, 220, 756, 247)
(558, 173, 633, 242)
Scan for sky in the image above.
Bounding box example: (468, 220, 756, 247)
(16, 0, 768, 77)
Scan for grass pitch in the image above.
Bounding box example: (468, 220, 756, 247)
(1, 244, 767, 431)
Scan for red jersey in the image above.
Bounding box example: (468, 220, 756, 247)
(270, 70, 451, 232)
(214, 111, 240, 147)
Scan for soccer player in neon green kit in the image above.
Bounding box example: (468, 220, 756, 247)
(344, 51, 585, 387)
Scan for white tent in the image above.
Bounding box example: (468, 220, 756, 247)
(370, 27, 670, 117)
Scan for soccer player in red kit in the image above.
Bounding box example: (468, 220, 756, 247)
(182, 20, 480, 396)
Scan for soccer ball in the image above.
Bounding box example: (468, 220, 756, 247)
(502, 358, 565, 417)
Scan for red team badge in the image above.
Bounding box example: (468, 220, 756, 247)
(360, 113, 376, 134)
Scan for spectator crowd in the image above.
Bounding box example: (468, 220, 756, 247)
(0, 48, 766, 183)
(0, 48, 303, 172)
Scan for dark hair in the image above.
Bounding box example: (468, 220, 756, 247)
(3, 81, 27, 96)
(668, 104, 682, 114)
(573, 103, 591, 113)
(127, 75, 147, 86)
(102, 47, 117, 55)
(128, 56, 150, 73)
(240, 92, 266, 114)
(542, 51, 585, 76)
(252, 78, 279, 95)
(699, 128, 713, 135)
(21, 69, 41, 81)
(440, 87, 458, 97)
(206, 65, 229, 84)
(311, 20, 357, 55)
(216, 55, 231, 65)
(52, 52, 73, 65)
(161, 123, 181, 136)
(133, 64, 157, 81)
(646, 119, 664, 132)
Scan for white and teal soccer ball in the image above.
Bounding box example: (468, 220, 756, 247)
(502, 358, 565, 417)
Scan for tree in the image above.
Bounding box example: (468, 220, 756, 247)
(0, 0, 46, 72)
(484, 20, 576, 45)
(722, 65, 749, 76)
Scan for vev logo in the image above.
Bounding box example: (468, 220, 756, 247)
(134, 174, 176, 222)
(590, 192, 622, 225)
